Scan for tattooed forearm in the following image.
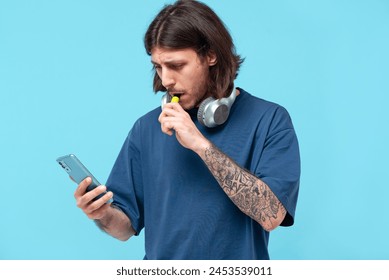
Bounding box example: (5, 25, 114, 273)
(203, 144, 286, 231)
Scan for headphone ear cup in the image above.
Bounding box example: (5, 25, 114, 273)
(213, 103, 230, 126)
(209, 88, 236, 127)
(197, 97, 216, 127)
(197, 89, 236, 128)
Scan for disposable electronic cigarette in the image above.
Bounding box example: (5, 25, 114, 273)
(171, 96, 180, 103)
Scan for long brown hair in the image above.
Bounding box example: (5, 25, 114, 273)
(144, 0, 244, 99)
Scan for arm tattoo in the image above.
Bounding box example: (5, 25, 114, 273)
(203, 145, 286, 231)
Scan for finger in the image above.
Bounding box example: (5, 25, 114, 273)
(159, 102, 187, 123)
(161, 103, 182, 115)
(159, 108, 177, 123)
(84, 191, 114, 215)
(81, 185, 107, 205)
(86, 203, 111, 220)
(74, 177, 92, 198)
(166, 101, 182, 108)
(160, 117, 177, 136)
(76, 184, 106, 209)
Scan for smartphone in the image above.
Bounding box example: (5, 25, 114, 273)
(56, 154, 112, 202)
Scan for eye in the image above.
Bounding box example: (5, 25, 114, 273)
(168, 63, 184, 71)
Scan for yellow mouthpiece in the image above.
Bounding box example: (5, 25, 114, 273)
(171, 96, 180, 103)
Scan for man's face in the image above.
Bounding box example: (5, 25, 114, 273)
(151, 47, 216, 110)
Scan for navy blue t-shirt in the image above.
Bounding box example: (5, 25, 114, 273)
(106, 88, 300, 260)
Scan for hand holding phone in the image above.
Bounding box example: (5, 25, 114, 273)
(56, 154, 113, 203)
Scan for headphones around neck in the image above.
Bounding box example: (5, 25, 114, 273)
(161, 87, 236, 128)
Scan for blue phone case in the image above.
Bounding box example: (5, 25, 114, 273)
(56, 154, 109, 202)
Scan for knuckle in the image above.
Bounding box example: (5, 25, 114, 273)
(75, 198, 83, 209)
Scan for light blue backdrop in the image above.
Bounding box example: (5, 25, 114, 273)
(1, 0, 388, 260)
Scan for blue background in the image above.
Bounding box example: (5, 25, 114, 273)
(1, 0, 388, 259)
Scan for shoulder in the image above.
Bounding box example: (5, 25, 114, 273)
(236, 87, 292, 123)
(125, 106, 162, 145)
(137, 107, 161, 126)
(130, 106, 161, 131)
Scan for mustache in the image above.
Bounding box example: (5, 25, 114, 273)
(167, 89, 185, 96)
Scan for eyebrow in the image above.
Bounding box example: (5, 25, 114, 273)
(151, 59, 186, 66)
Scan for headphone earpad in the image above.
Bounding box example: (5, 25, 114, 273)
(197, 88, 236, 128)
(197, 97, 231, 128)
(197, 97, 216, 127)
(213, 103, 230, 125)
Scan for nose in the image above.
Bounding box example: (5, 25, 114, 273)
(160, 68, 175, 89)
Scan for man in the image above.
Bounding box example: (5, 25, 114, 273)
(74, 0, 300, 259)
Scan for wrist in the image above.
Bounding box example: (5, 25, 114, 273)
(194, 137, 212, 159)
(95, 205, 115, 226)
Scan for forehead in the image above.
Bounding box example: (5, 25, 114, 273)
(151, 47, 198, 64)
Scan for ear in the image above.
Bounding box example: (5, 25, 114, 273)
(207, 51, 217, 66)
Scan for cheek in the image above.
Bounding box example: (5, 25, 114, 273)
(191, 64, 209, 84)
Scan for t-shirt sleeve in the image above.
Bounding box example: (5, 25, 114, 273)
(254, 106, 301, 226)
(106, 120, 145, 235)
